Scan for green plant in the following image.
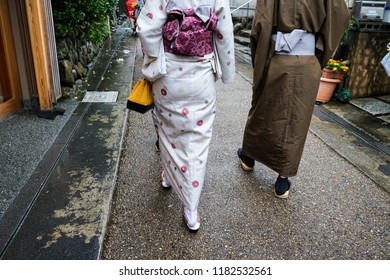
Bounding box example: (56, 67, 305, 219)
(334, 17, 360, 61)
(340, 17, 360, 45)
(334, 89, 351, 103)
(325, 59, 350, 73)
(52, 0, 118, 45)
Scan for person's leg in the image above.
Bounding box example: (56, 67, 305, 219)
(160, 171, 171, 189)
(184, 207, 200, 232)
(153, 53, 215, 232)
(237, 148, 255, 171)
(274, 175, 291, 198)
(151, 107, 160, 152)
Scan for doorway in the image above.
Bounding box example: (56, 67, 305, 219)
(0, 0, 22, 121)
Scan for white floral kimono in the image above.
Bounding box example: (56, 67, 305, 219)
(137, 0, 235, 211)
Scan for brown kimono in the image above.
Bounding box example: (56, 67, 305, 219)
(242, 0, 350, 177)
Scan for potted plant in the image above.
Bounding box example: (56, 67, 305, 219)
(316, 58, 350, 103)
(321, 58, 350, 80)
(316, 17, 358, 103)
(316, 76, 341, 103)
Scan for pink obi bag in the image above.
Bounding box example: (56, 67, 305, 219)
(162, 2, 218, 57)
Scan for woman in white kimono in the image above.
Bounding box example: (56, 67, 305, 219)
(137, 0, 235, 232)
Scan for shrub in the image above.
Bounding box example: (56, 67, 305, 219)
(52, 0, 118, 45)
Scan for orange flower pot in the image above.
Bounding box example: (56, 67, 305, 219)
(316, 77, 341, 103)
(321, 68, 345, 80)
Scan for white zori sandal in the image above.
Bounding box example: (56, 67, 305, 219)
(184, 207, 200, 232)
(161, 171, 171, 189)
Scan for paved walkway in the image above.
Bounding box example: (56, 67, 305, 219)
(0, 21, 389, 260)
(100, 47, 389, 260)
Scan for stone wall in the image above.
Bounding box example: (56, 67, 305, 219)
(344, 22, 390, 98)
(55, 11, 121, 95)
(56, 35, 100, 88)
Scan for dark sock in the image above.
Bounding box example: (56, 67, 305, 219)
(275, 176, 291, 195)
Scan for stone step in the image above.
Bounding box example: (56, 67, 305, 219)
(239, 29, 251, 39)
(234, 35, 251, 47)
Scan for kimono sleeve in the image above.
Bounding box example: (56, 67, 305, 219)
(214, 0, 235, 84)
(136, 0, 168, 58)
(316, 0, 350, 68)
(250, 0, 274, 91)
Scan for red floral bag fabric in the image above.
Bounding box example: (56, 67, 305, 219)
(162, 3, 218, 57)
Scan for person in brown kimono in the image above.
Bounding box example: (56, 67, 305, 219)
(237, 0, 350, 198)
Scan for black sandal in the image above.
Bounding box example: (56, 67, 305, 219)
(237, 148, 255, 171)
(274, 176, 291, 199)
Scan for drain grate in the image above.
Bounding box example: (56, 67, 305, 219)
(82, 91, 118, 103)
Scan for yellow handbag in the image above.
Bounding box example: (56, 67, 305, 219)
(126, 79, 154, 113)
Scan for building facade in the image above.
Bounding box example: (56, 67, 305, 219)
(0, 0, 60, 121)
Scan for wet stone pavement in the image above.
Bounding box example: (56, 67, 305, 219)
(100, 40, 389, 259)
